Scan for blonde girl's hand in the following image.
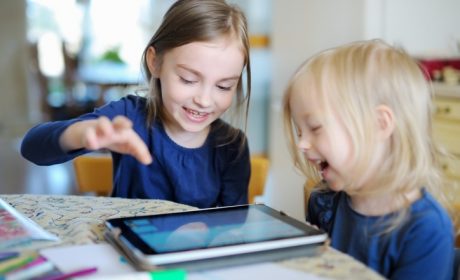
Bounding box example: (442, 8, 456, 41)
(61, 116, 152, 165)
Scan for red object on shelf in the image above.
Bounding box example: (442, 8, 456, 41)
(448, 59, 460, 70)
(417, 58, 460, 80)
(418, 59, 446, 80)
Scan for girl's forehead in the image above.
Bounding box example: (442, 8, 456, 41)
(289, 79, 334, 121)
(290, 87, 319, 117)
(165, 37, 245, 76)
(290, 79, 320, 105)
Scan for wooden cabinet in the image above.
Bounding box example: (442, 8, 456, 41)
(434, 97, 460, 179)
(433, 83, 460, 246)
(433, 85, 460, 185)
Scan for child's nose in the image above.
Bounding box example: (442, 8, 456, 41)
(193, 88, 212, 107)
(297, 137, 312, 151)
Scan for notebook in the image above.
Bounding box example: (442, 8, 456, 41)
(0, 198, 59, 250)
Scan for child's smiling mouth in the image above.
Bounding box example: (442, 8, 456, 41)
(309, 159, 329, 177)
(184, 107, 209, 117)
(318, 160, 329, 178)
(319, 161, 328, 171)
(183, 107, 211, 122)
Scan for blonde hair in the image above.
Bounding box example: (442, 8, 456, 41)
(141, 0, 251, 146)
(283, 39, 457, 231)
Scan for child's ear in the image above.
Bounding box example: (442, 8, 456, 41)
(376, 105, 395, 140)
(146, 46, 159, 78)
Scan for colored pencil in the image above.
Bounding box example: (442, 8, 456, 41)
(0, 252, 19, 262)
(5, 260, 54, 280)
(38, 266, 98, 280)
(0, 255, 35, 275)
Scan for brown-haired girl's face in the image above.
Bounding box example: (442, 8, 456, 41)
(155, 35, 245, 142)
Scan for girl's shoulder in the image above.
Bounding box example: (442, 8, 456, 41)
(112, 94, 147, 111)
(209, 119, 249, 167)
(408, 189, 453, 230)
(124, 94, 147, 105)
(210, 119, 247, 147)
(101, 93, 146, 107)
(210, 119, 244, 136)
(94, 94, 147, 119)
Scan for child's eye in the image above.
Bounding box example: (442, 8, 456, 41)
(217, 85, 232, 91)
(311, 125, 322, 132)
(180, 77, 196, 84)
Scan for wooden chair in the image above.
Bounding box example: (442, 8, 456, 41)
(455, 202, 460, 248)
(455, 247, 460, 280)
(72, 154, 270, 201)
(73, 154, 113, 196)
(248, 155, 270, 204)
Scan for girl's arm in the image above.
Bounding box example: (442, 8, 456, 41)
(59, 116, 151, 165)
(389, 211, 454, 280)
(21, 95, 152, 166)
(21, 119, 83, 165)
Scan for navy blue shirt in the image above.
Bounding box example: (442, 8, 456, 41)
(307, 188, 454, 280)
(21, 95, 250, 208)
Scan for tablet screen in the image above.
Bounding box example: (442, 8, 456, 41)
(110, 204, 323, 254)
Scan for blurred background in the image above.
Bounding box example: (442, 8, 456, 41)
(1, 0, 459, 220)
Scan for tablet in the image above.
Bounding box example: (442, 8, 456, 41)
(104, 204, 327, 270)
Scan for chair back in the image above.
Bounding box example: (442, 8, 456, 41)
(73, 154, 113, 196)
(248, 155, 270, 204)
(72, 154, 269, 200)
(454, 248, 460, 280)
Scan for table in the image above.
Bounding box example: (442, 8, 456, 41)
(0, 194, 384, 279)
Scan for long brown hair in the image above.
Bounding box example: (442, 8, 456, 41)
(141, 0, 251, 146)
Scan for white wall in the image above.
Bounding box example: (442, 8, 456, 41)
(383, 0, 460, 57)
(264, 0, 367, 221)
(263, 0, 460, 221)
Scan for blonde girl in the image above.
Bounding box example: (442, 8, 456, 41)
(283, 39, 455, 279)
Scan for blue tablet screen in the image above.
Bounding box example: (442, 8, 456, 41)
(123, 205, 305, 253)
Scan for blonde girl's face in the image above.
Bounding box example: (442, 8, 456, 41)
(156, 36, 244, 143)
(289, 86, 355, 192)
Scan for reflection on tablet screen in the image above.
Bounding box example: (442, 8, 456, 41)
(124, 207, 305, 253)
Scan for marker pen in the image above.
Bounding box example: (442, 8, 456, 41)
(84, 269, 186, 280)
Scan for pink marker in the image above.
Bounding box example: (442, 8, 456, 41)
(39, 267, 98, 280)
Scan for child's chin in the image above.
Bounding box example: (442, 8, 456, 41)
(327, 181, 345, 192)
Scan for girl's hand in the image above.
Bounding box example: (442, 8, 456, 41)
(61, 116, 153, 165)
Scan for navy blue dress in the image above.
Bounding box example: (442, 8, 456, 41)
(307, 187, 454, 280)
(21, 95, 250, 208)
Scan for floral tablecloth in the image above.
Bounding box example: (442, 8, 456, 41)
(0, 194, 384, 280)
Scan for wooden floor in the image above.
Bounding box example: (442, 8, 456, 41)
(1, 136, 77, 195)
